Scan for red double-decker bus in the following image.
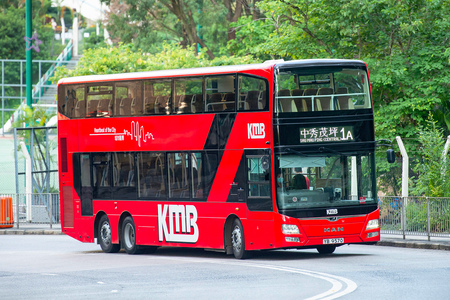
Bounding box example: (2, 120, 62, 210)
(58, 59, 382, 258)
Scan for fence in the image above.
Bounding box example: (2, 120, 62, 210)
(2, 193, 450, 235)
(379, 196, 450, 240)
(0, 193, 59, 229)
(1, 40, 75, 135)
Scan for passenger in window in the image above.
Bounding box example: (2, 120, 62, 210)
(292, 168, 310, 189)
(277, 173, 286, 188)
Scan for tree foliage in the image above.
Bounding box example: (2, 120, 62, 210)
(102, 0, 264, 58)
(0, 0, 63, 60)
(412, 114, 450, 197)
(225, 0, 450, 195)
(245, 0, 450, 138)
(49, 0, 450, 196)
(52, 42, 256, 83)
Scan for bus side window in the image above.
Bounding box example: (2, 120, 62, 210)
(153, 80, 171, 115)
(92, 153, 112, 199)
(115, 81, 142, 117)
(86, 85, 113, 118)
(205, 75, 235, 112)
(112, 152, 137, 200)
(168, 152, 190, 199)
(174, 77, 202, 114)
(58, 85, 85, 118)
(246, 152, 272, 211)
(238, 75, 267, 111)
(137, 152, 166, 198)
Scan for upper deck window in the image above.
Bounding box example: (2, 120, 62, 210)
(238, 75, 268, 111)
(87, 85, 113, 117)
(58, 73, 269, 119)
(275, 67, 371, 113)
(205, 75, 236, 112)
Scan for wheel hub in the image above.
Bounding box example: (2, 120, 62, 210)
(100, 222, 112, 246)
(231, 225, 242, 252)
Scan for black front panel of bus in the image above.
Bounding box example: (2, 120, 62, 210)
(279, 204, 378, 219)
(273, 110, 375, 153)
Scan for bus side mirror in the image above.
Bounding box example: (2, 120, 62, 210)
(261, 155, 270, 171)
(387, 149, 395, 164)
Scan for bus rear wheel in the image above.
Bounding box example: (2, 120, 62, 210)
(231, 219, 250, 259)
(98, 215, 120, 253)
(317, 245, 336, 254)
(122, 216, 143, 254)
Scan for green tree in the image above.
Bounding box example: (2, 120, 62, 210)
(412, 114, 450, 197)
(52, 42, 256, 83)
(12, 105, 58, 193)
(236, 0, 450, 135)
(102, 0, 264, 58)
(228, 0, 450, 194)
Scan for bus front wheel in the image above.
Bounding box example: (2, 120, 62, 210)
(317, 245, 336, 254)
(231, 219, 249, 259)
(98, 215, 120, 253)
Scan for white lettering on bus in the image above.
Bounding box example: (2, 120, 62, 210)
(89, 121, 154, 147)
(158, 204, 199, 243)
(248, 123, 265, 139)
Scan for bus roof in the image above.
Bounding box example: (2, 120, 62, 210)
(57, 59, 367, 85)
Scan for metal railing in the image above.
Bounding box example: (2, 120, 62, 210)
(0, 193, 59, 229)
(3, 193, 450, 234)
(1, 41, 75, 134)
(379, 196, 450, 240)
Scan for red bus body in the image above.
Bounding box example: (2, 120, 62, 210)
(58, 59, 380, 257)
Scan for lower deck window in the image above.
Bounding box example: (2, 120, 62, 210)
(73, 151, 217, 202)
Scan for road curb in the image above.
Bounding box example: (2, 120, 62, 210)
(0, 229, 63, 235)
(377, 240, 450, 251)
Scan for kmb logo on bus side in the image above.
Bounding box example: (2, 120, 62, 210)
(158, 204, 199, 243)
(248, 123, 265, 139)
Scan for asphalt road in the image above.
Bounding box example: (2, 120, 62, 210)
(1, 235, 449, 299)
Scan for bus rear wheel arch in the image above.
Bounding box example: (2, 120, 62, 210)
(121, 216, 158, 255)
(122, 216, 143, 254)
(98, 214, 120, 253)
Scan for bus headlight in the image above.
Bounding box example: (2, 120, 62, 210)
(282, 224, 300, 235)
(366, 219, 379, 230)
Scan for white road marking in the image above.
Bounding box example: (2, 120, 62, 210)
(154, 256, 357, 299)
(231, 262, 357, 300)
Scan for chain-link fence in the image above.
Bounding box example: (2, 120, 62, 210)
(379, 196, 450, 239)
(0, 193, 59, 228)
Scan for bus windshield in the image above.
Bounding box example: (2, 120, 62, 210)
(275, 152, 376, 210)
(275, 66, 371, 113)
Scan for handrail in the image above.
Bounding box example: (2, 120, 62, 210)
(1, 41, 75, 134)
(32, 40, 73, 100)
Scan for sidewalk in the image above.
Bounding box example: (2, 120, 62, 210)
(0, 223, 63, 235)
(1, 224, 450, 251)
(377, 233, 450, 251)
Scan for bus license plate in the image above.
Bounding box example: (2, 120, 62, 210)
(323, 238, 344, 244)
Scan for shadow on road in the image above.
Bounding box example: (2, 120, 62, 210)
(83, 246, 372, 260)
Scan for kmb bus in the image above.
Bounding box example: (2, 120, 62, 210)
(57, 59, 393, 259)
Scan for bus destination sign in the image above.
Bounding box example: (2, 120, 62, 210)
(299, 126, 354, 143)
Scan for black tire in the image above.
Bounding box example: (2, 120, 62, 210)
(317, 245, 336, 254)
(231, 219, 250, 259)
(98, 215, 120, 253)
(122, 216, 143, 254)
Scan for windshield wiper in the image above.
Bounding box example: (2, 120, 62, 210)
(285, 148, 309, 156)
